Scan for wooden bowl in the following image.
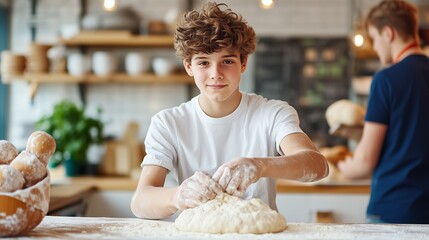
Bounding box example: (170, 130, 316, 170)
(0, 172, 50, 237)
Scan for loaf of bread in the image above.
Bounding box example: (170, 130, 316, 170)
(0, 131, 55, 191)
(26, 131, 56, 165)
(10, 151, 47, 188)
(0, 140, 19, 165)
(325, 100, 365, 127)
(319, 145, 351, 166)
(0, 165, 25, 192)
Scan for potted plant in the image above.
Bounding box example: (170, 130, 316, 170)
(35, 100, 104, 176)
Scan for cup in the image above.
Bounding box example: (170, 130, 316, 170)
(67, 53, 91, 76)
(125, 53, 151, 75)
(152, 57, 176, 76)
(92, 51, 117, 76)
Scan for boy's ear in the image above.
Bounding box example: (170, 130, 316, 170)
(241, 57, 248, 73)
(183, 60, 194, 76)
(383, 25, 395, 42)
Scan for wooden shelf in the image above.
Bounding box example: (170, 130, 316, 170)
(58, 34, 175, 48)
(3, 32, 190, 100)
(21, 72, 194, 84)
(2, 73, 194, 99)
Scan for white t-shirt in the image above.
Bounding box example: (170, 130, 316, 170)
(142, 92, 303, 210)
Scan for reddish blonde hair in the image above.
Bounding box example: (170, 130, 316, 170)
(365, 0, 418, 42)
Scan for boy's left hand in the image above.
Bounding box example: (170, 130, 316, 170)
(212, 158, 262, 197)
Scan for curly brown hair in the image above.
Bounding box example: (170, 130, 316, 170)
(365, 0, 418, 42)
(174, 2, 256, 63)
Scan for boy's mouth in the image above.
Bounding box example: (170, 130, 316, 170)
(207, 84, 227, 89)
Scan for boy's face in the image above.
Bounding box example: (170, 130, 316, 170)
(183, 49, 247, 103)
(368, 25, 393, 65)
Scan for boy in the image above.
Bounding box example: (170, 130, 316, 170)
(131, 2, 328, 220)
(338, 0, 429, 223)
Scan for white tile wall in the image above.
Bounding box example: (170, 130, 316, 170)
(194, 0, 352, 37)
(8, 0, 361, 148)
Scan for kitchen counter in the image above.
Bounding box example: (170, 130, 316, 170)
(20, 216, 429, 239)
(49, 167, 370, 194)
(48, 167, 370, 220)
(49, 184, 96, 214)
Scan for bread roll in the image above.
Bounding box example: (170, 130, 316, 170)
(319, 145, 351, 166)
(325, 100, 365, 127)
(26, 131, 56, 165)
(10, 150, 47, 188)
(0, 165, 25, 192)
(0, 140, 19, 164)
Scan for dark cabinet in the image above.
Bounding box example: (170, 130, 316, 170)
(254, 37, 351, 147)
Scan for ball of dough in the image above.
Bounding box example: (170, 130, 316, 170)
(0, 165, 25, 192)
(0, 140, 19, 164)
(10, 150, 47, 188)
(325, 99, 365, 127)
(175, 193, 286, 234)
(26, 131, 56, 166)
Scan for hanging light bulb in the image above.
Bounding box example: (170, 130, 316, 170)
(260, 0, 274, 9)
(103, 0, 116, 11)
(354, 33, 364, 47)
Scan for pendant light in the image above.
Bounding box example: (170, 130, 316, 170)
(103, 0, 116, 11)
(260, 0, 274, 9)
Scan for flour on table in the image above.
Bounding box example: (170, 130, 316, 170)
(174, 193, 287, 234)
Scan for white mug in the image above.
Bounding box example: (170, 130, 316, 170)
(152, 57, 176, 76)
(67, 53, 91, 76)
(125, 53, 151, 75)
(92, 51, 117, 76)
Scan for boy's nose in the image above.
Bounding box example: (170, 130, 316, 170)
(210, 66, 224, 80)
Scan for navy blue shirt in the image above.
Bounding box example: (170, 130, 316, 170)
(365, 54, 429, 223)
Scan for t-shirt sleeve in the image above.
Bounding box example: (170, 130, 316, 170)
(141, 112, 176, 172)
(271, 101, 304, 154)
(365, 71, 390, 125)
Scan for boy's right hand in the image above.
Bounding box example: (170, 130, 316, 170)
(174, 171, 223, 210)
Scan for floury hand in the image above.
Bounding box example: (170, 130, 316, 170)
(212, 158, 263, 197)
(174, 171, 223, 210)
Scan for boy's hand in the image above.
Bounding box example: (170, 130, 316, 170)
(174, 171, 223, 210)
(213, 158, 263, 197)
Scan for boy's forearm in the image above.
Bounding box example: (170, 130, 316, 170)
(255, 149, 329, 182)
(131, 186, 178, 219)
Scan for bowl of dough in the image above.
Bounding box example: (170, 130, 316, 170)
(0, 131, 56, 237)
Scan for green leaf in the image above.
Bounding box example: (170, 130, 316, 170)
(34, 100, 104, 167)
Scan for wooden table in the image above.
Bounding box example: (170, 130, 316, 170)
(19, 216, 429, 239)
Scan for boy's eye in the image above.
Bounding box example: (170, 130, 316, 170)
(223, 59, 234, 64)
(197, 61, 209, 66)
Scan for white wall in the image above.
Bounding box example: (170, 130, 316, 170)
(7, 0, 354, 148)
(10, 0, 429, 147)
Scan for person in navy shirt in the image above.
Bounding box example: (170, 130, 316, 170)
(338, 0, 429, 224)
